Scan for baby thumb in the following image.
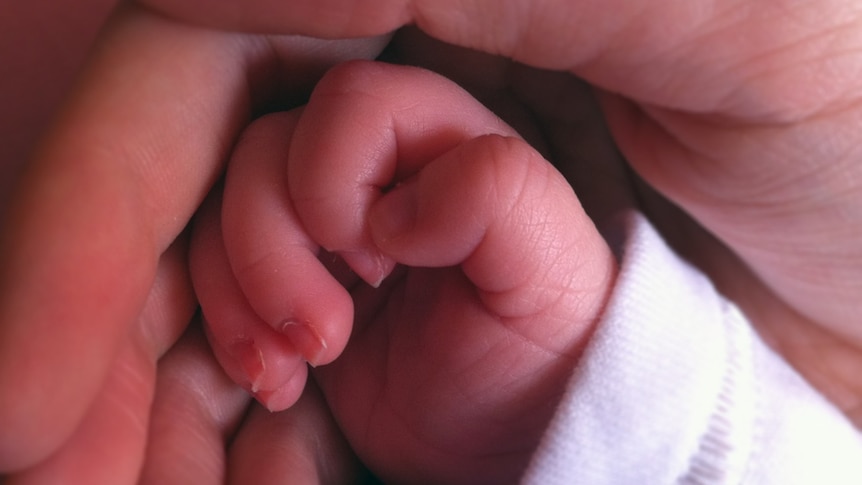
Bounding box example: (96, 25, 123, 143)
(369, 134, 618, 354)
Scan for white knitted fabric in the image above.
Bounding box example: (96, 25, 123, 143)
(522, 212, 862, 484)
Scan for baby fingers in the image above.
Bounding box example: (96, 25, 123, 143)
(220, 111, 354, 369)
(190, 189, 310, 411)
(289, 61, 617, 353)
(287, 60, 518, 286)
(190, 110, 358, 411)
(371, 134, 618, 352)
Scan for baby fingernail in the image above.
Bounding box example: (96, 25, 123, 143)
(341, 248, 393, 288)
(280, 320, 328, 367)
(371, 181, 418, 242)
(229, 339, 266, 393)
(253, 388, 290, 413)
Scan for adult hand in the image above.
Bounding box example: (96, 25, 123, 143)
(2, 0, 862, 482)
(141, 0, 862, 420)
(0, 3, 386, 479)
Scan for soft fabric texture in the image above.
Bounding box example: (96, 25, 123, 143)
(523, 212, 862, 484)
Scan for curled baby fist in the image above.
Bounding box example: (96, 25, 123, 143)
(189, 60, 617, 482)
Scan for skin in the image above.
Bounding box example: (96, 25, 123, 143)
(191, 60, 617, 482)
(0, 0, 115, 210)
(1, 0, 861, 482)
(0, 4, 386, 482)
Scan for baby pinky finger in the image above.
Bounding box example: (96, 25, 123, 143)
(221, 112, 354, 370)
(189, 191, 308, 411)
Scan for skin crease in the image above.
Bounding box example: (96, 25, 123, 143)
(134, 1, 862, 331)
(192, 60, 618, 483)
(137, 0, 862, 423)
(1, 0, 862, 483)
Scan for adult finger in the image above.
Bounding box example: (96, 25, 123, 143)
(0, 7, 247, 469)
(228, 379, 370, 484)
(141, 0, 862, 119)
(387, 28, 638, 226)
(5, 237, 196, 484)
(140, 322, 250, 485)
(0, 0, 116, 210)
(0, 4, 384, 469)
(601, 92, 862, 339)
(8, 342, 157, 485)
(190, 189, 310, 412)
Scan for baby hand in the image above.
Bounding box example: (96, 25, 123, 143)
(190, 60, 617, 483)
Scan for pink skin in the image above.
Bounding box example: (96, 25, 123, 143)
(0, 0, 115, 207)
(0, 4, 387, 476)
(191, 60, 617, 482)
(6, 0, 862, 481)
(139, 0, 862, 427)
